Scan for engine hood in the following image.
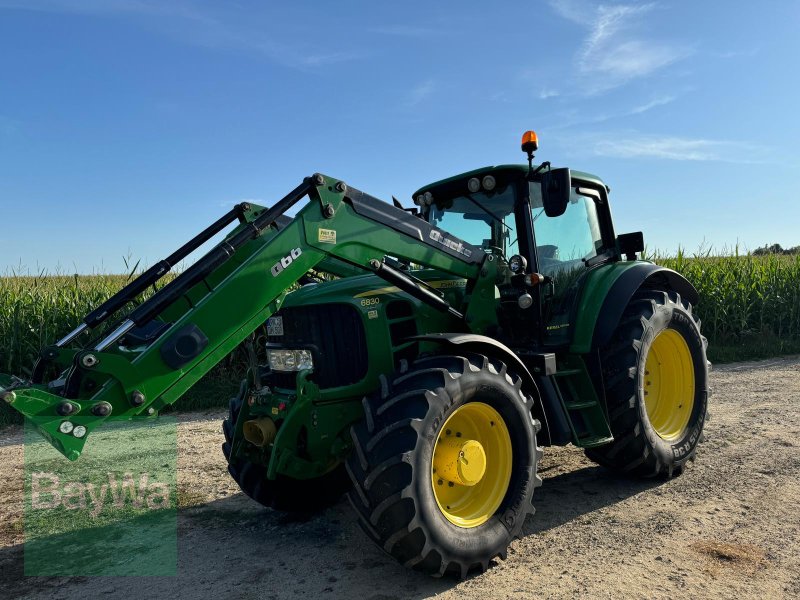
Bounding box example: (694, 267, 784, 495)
(280, 269, 468, 310)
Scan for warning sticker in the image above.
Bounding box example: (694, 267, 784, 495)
(318, 228, 337, 244)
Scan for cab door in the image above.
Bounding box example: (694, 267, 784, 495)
(528, 182, 612, 347)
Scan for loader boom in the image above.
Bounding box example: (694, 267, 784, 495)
(0, 174, 498, 460)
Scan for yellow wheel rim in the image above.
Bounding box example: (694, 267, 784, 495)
(644, 329, 696, 441)
(431, 402, 512, 528)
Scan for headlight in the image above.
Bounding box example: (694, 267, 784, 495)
(482, 175, 496, 191)
(267, 349, 314, 372)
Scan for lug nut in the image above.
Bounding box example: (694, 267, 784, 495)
(312, 173, 325, 186)
(335, 181, 347, 193)
(130, 390, 146, 406)
(322, 203, 335, 218)
(1, 391, 16, 404)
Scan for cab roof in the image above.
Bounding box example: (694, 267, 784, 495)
(412, 164, 608, 198)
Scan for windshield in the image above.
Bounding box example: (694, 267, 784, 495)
(427, 184, 519, 258)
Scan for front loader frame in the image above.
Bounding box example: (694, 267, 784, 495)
(1, 174, 500, 460)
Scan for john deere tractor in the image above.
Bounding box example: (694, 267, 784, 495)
(1, 131, 708, 577)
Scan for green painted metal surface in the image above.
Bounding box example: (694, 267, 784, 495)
(568, 260, 653, 354)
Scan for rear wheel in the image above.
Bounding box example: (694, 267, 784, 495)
(346, 353, 541, 578)
(586, 289, 708, 477)
(221, 385, 350, 512)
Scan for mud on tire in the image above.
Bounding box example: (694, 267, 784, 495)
(221, 383, 350, 512)
(587, 289, 709, 478)
(346, 353, 542, 578)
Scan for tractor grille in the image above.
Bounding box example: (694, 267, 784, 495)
(266, 303, 368, 389)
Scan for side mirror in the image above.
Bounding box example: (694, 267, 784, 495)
(540, 168, 571, 217)
(617, 232, 644, 260)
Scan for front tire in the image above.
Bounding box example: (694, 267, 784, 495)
(587, 289, 709, 477)
(346, 354, 542, 578)
(222, 386, 350, 512)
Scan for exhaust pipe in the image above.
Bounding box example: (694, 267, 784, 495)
(242, 418, 277, 447)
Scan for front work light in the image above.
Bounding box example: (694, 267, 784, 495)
(267, 349, 314, 372)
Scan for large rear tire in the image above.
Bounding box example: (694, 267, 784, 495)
(586, 289, 708, 477)
(346, 353, 541, 578)
(221, 385, 350, 512)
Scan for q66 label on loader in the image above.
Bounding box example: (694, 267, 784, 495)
(1, 131, 708, 578)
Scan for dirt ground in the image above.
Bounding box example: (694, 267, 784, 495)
(1, 357, 798, 599)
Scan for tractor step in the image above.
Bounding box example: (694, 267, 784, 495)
(550, 356, 613, 448)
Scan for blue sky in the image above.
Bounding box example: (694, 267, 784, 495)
(1, 0, 798, 273)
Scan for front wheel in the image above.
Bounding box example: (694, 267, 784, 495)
(222, 386, 350, 512)
(586, 289, 709, 477)
(346, 353, 542, 578)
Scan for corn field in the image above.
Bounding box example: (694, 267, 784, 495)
(651, 249, 800, 355)
(2, 252, 800, 379)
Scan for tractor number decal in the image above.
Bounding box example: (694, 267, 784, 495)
(271, 248, 302, 277)
(360, 298, 380, 307)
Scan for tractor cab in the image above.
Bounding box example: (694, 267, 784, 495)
(411, 133, 625, 348)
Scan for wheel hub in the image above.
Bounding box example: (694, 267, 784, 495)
(431, 402, 512, 528)
(433, 438, 487, 486)
(644, 328, 696, 440)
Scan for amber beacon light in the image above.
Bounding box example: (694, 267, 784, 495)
(521, 130, 539, 154)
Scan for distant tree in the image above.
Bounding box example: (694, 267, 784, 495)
(752, 243, 800, 256)
(753, 243, 783, 255)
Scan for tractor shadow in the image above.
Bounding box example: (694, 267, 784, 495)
(522, 464, 662, 537)
(0, 463, 663, 600)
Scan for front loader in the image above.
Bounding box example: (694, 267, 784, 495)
(1, 131, 708, 577)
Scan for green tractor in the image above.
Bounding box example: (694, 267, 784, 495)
(1, 131, 708, 577)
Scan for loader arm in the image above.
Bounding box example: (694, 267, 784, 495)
(0, 174, 498, 460)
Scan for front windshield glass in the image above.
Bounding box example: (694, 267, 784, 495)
(427, 184, 519, 258)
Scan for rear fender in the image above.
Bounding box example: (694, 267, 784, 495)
(587, 263, 699, 351)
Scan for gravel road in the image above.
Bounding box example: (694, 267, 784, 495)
(1, 357, 798, 599)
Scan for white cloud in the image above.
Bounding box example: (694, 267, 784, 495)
(539, 88, 560, 100)
(714, 47, 759, 59)
(587, 134, 762, 162)
(630, 95, 675, 114)
(405, 80, 436, 108)
(0, 0, 361, 70)
(549, 1, 692, 94)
